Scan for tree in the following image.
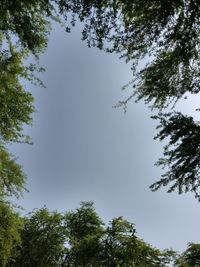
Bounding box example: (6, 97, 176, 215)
(63, 201, 104, 266)
(0, 1, 52, 145)
(175, 243, 200, 266)
(0, 145, 26, 200)
(101, 216, 173, 267)
(2, 202, 174, 266)
(0, 1, 54, 54)
(0, 5, 60, 266)
(100, 216, 137, 266)
(0, 145, 26, 266)
(0, 9, 45, 204)
(12, 208, 67, 267)
(151, 112, 200, 200)
(0, 203, 23, 267)
(63, 202, 172, 266)
(0, 5, 55, 254)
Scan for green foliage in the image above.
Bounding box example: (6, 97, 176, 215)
(13, 208, 67, 267)
(0, 145, 26, 199)
(0, 48, 32, 143)
(102, 216, 174, 266)
(0, 0, 59, 147)
(63, 201, 104, 266)
(0, 3, 51, 265)
(151, 113, 200, 200)
(0, 203, 23, 267)
(0, 4, 48, 202)
(0, 0, 56, 145)
(64, 201, 104, 241)
(0, 1, 54, 204)
(63, 202, 171, 266)
(8, 202, 173, 266)
(0, 201, 176, 266)
(175, 243, 200, 266)
(101, 216, 136, 266)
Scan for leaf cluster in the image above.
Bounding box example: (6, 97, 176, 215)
(175, 243, 200, 266)
(151, 112, 200, 199)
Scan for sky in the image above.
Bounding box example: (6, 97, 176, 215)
(11, 22, 200, 253)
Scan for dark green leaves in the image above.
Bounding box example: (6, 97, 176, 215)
(64, 202, 104, 266)
(0, 202, 176, 266)
(101, 217, 136, 266)
(0, 203, 23, 267)
(0, 145, 26, 199)
(0, 46, 34, 143)
(151, 113, 200, 199)
(135, 50, 198, 109)
(0, 0, 54, 54)
(0, 2, 51, 202)
(175, 243, 200, 266)
(63, 202, 171, 266)
(14, 208, 67, 267)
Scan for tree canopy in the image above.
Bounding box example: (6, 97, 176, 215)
(13, 208, 67, 267)
(6, 202, 175, 267)
(175, 243, 200, 266)
(0, 203, 23, 267)
(0, 201, 199, 267)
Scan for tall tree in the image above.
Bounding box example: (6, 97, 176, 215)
(0, 2, 49, 201)
(175, 243, 200, 266)
(101, 216, 173, 266)
(101, 216, 137, 266)
(5, 202, 174, 266)
(63, 201, 104, 266)
(63, 202, 173, 266)
(0, 203, 23, 267)
(151, 112, 200, 200)
(0, 145, 26, 200)
(12, 208, 67, 267)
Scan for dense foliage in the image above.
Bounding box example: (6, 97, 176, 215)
(5, 202, 175, 267)
(151, 112, 200, 200)
(175, 243, 200, 266)
(0, 203, 22, 267)
(0, 201, 198, 266)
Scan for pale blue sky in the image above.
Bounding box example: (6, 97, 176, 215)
(11, 22, 200, 253)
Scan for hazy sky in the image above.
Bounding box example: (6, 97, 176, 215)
(11, 22, 200, 253)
